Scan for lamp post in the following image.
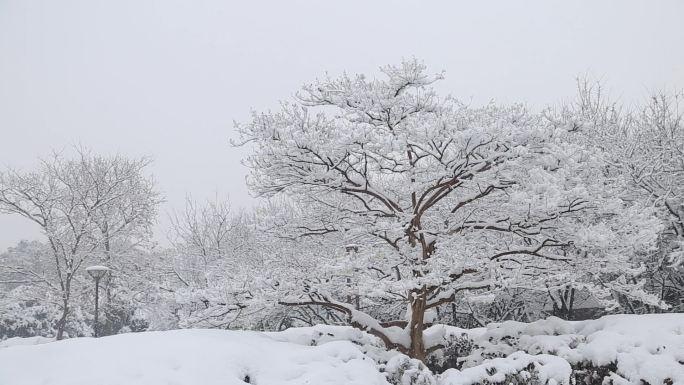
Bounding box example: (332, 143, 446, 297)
(86, 265, 110, 337)
(344, 244, 361, 309)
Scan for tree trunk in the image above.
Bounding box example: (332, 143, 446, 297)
(408, 290, 427, 362)
(55, 274, 72, 340)
(55, 294, 69, 340)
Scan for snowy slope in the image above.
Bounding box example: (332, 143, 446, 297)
(0, 329, 389, 385)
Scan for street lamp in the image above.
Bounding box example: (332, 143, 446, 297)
(344, 244, 360, 309)
(86, 265, 110, 338)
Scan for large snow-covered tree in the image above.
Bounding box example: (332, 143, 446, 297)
(237, 60, 663, 360)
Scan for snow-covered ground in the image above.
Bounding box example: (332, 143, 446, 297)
(1, 314, 683, 385)
(0, 329, 387, 385)
(0, 335, 53, 349)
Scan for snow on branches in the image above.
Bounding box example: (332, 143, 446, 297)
(236, 60, 663, 360)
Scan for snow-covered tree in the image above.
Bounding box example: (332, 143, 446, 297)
(164, 197, 268, 329)
(558, 83, 684, 312)
(625, 94, 684, 311)
(169, 196, 235, 287)
(0, 149, 161, 339)
(237, 60, 662, 360)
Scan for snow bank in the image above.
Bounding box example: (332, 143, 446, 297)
(0, 329, 389, 385)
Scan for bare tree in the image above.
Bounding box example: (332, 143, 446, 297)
(169, 196, 234, 274)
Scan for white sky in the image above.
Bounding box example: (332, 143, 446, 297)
(1, 0, 683, 251)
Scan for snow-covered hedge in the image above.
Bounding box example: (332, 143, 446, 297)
(428, 314, 684, 385)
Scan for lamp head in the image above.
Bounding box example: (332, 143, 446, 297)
(86, 265, 110, 280)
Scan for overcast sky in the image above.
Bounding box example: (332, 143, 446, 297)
(1, 0, 683, 252)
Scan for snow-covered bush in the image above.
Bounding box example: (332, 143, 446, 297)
(0, 286, 91, 339)
(457, 314, 684, 385)
(426, 332, 477, 372)
(439, 352, 569, 385)
(0, 298, 56, 338)
(383, 355, 437, 385)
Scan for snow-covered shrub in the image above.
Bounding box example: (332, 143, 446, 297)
(0, 299, 92, 339)
(383, 354, 437, 385)
(99, 300, 149, 335)
(0, 300, 55, 338)
(439, 352, 570, 385)
(570, 361, 619, 385)
(459, 314, 684, 385)
(426, 332, 477, 372)
(0, 285, 89, 339)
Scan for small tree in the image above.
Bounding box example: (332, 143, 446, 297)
(169, 196, 235, 284)
(0, 149, 160, 339)
(237, 60, 663, 361)
(165, 197, 276, 329)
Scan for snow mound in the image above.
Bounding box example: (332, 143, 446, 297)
(266, 324, 383, 347)
(0, 329, 389, 385)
